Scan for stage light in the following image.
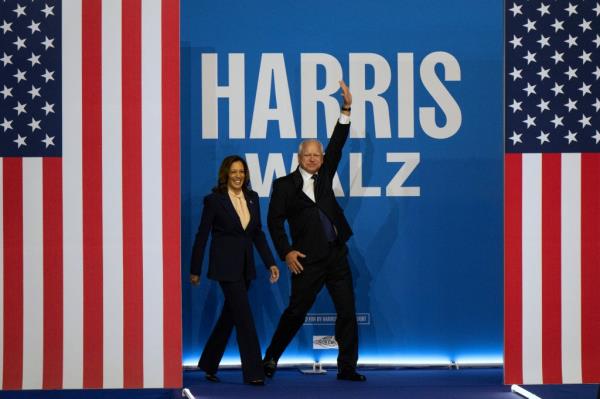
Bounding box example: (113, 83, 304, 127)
(183, 353, 502, 368)
(511, 385, 542, 399)
(454, 354, 503, 367)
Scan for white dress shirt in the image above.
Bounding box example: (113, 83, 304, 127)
(299, 167, 316, 202)
(298, 114, 349, 201)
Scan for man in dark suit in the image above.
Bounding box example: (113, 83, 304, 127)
(263, 81, 365, 381)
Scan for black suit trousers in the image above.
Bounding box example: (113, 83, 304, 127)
(198, 280, 264, 382)
(265, 244, 358, 372)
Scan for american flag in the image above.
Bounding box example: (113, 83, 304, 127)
(0, 0, 181, 390)
(505, 1, 600, 385)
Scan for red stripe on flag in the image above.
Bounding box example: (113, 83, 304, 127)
(82, 0, 104, 388)
(581, 153, 600, 382)
(541, 154, 562, 383)
(161, 0, 182, 388)
(122, 0, 144, 388)
(2, 158, 23, 390)
(42, 158, 64, 389)
(504, 153, 523, 384)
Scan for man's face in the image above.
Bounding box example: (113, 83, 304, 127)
(298, 141, 323, 174)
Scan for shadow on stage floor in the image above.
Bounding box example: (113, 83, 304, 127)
(0, 368, 598, 398)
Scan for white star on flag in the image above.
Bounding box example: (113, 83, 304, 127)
(509, 99, 523, 113)
(523, 114, 536, 128)
(1, 118, 13, 132)
(41, 101, 55, 115)
(13, 101, 27, 115)
(536, 98, 550, 113)
(13, 134, 27, 148)
(27, 85, 41, 99)
(0, 52, 12, 66)
(537, 3, 550, 16)
(523, 82, 536, 96)
(509, 67, 523, 80)
(550, 50, 564, 64)
(537, 66, 550, 80)
(27, 117, 41, 132)
(537, 35, 550, 48)
(565, 2, 578, 16)
(13, 4, 27, 18)
(509, 131, 523, 145)
(27, 52, 41, 66)
(564, 98, 578, 112)
(41, 69, 54, 82)
(550, 18, 564, 32)
(510, 35, 523, 49)
(536, 130, 550, 144)
(510, 3, 523, 16)
(13, 68, 26, 82)
(1, 20, 13, 34)
(524, 18, 537, 32)
(564, 130, 578, 143)
(550, 114, 564, 128)
(578, 82, 591, 96)
(41, 36, 54, 50)
(41, 134, 55, 148)
(0, 85, 12, 99)
(565, 34, 578, 48)
(564, 66, 578, 80)
(578, 114, 591, 128)
(27, 20, 41, 34)
(550, 82, 564, 96)
(41, 4, 55, 18)
(13, 36, 26, 50)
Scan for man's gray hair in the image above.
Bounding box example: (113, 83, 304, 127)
(298, 139, 324, 155)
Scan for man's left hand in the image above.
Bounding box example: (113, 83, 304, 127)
(339, 80, 352, 107)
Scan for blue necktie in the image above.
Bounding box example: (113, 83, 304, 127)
(312, 174, 337, 242)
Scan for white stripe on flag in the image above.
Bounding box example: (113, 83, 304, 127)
(0, 161, 3, 389)
(62, 0, 84, 388)
(22, 159, 44, 389)
(561, 153, 582, 383)
(142, 0, 165, 387)
(102, 0, 124, 388)
(522, 153, 543, 384)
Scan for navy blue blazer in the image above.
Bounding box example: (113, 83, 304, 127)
(190, 190, 276, 282)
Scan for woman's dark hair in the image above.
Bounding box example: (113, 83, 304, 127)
(213, 155, 250, 194)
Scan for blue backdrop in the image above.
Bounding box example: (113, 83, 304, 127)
(181, 0, 503, 366)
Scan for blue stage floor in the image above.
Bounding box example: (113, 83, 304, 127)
(0, 368, 598, 398)
(183, 368, 599, 399)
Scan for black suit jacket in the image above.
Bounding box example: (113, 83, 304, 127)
(267, 121, 353, 264)
(190, 190, 276, 282)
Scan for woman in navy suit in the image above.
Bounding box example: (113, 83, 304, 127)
(190, 155, 279, 385)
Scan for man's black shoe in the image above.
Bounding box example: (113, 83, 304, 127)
(204, 373, 220, 383)
(263, 359, 277, 378)
(337, 371, 367, 382)
(247, 379, 265, 386)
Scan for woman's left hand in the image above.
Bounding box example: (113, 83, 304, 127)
(269, 265, 280, 284)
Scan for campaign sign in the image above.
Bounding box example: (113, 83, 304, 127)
(181, 0, 503, 365)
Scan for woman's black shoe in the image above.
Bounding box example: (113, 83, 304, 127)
(205, 373, 220, 383)
(248, 379, 265, 386)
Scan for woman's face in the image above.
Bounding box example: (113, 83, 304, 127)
(227, 161, 246, 192)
